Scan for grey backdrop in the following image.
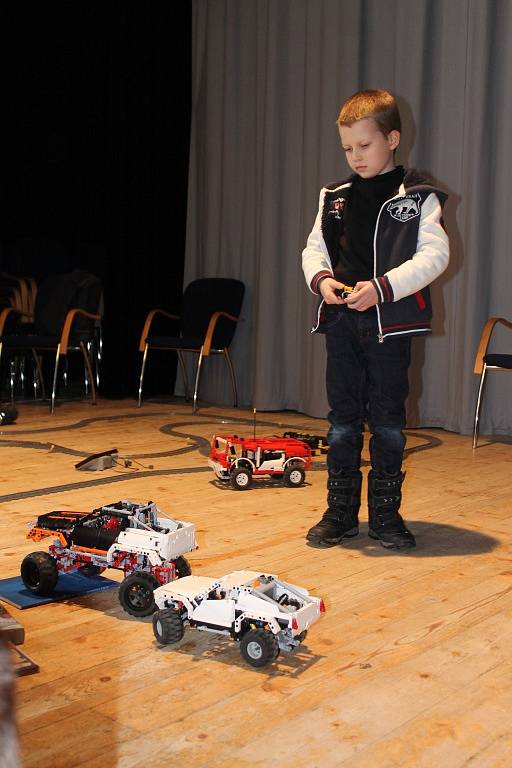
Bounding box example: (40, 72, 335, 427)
(184, 0, 512, 436)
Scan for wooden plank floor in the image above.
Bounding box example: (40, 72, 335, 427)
(1, 399, 511, 767)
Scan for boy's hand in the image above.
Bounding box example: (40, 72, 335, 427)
(345, 281, 378, 311)
(319, 277, 348, 304)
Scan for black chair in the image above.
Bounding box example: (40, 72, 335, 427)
(0, 270, 102, 412)
(138, 278, 245, 411)
(472, 316, 512, 448)
(0, 273, 38, 399)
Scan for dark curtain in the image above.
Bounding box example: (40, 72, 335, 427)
(2, 2, 191, 397)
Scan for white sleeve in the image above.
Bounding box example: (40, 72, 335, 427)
(385, 193, 450, 302)
(302, 188, 333, 293)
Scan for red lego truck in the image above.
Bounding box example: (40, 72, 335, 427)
(208, 435, 313, 490)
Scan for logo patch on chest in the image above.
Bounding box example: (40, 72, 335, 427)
(387, 194, 421, 222)
(329, 197, 345, 220)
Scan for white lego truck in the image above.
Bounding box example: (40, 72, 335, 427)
(21, 500, 197, 617)
(152, 570, 325, 667)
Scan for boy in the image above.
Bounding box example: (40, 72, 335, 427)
(302, 89, 449, 550)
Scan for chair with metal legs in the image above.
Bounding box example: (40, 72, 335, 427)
(472, 316, 512, 448)
(0, 270, 102, 412)
(138, 278, 245, 412)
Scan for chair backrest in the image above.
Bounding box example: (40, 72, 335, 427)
(180, 278, 245, 348)
(0, 274, 35, 320)
(34, 270, 103, 340)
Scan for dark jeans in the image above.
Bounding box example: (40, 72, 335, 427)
(324, 305, 411, 476)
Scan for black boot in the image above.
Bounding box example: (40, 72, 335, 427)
(306, 469, 362, 547)
(367, 470, 416, 550)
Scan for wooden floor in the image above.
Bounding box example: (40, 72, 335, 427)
(1, 399, 511, 768)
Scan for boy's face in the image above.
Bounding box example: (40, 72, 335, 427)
(339, 117, 400, 178)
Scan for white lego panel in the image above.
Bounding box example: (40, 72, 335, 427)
(162, 520, 197, 559)
(258, 458, 285, 472)
(156, 575, 217, 600)
(156, 516, 180, 532)
(218, 570, 273, 589)
(192, 599, 236, 626)
(235, 592, 282, 617)
(293, 601, 321, 632)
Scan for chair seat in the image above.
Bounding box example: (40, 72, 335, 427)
(1, 334, 60, 349)
(145, 335, 205, 351)
(484, 353, 512, 368)
(2, 333, 93, 350)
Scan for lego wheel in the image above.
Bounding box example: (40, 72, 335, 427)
(20, 552, 59, 595)
(230, 466, 253, 490)
(118, 572, 160, 617)
(283, 464, 306, 487)
(153, 608, 184, 644)
(240, 629, 280, 668)
(174, 556, 192, 578)
(78, 565, 105, 577)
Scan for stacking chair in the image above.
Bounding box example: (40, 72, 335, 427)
(138, 278, 245, 411)
(472, 316, 512, 448)
(0, 270, 102, 412)
(0, 274, 38, 397)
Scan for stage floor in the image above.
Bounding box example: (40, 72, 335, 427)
(1, 399, 511, 767)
